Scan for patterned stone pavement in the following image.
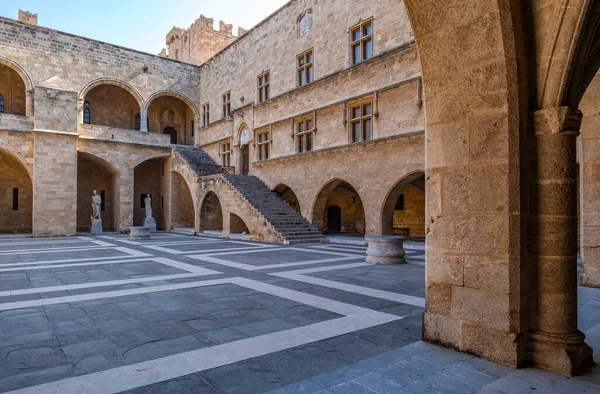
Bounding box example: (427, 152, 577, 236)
(0, 234, 599, 393)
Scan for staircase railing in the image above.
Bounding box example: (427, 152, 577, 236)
(195, 163, 236, 176)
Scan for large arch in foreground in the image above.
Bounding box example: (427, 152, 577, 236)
(402, 0, 600, 376)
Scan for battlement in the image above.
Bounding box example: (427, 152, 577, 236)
(160, 14, 243, 66)
(18, 9, 38, 25)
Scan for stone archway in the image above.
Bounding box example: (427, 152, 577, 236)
(230, 213, 250, 235)
(381, 172, 425, 237)
(0, 147, 32, 233)
(147, 92, 198, 145)
(312, 179, 365, 235)
(134, 157, 168, 229)
(171, 171, 195, 229)
(77, 152, 120, 233)
(81, 81, 142, 130)
(200, 191, 223, 232)
(0, 62, 27, 116)
(274, 184, 301, 214)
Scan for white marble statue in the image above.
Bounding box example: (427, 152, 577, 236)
(91, 190, 101, 220)
(145, 194, 153, 218)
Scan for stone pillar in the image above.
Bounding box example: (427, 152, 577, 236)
(140, 107, 148, 133)
(528, 107, 593, 375)
(119, 169, 134, 232)
(25, 90, 34, 117)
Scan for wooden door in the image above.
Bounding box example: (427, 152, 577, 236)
(241, 145, 250, 175)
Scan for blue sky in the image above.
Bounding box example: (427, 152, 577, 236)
(0, 0, 289, 54)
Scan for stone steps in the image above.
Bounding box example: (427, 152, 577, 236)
(175, 147, 324, 244)
(223, 173, 325, 244)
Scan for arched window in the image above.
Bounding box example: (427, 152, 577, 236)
(135, 113, 141, 131)
(83, 100, 91, 124)
(0, 94, 5, 114)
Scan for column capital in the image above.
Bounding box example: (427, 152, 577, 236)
(533, 106, 582, 136)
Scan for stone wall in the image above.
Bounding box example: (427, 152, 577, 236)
(0, 17, 201, 103)
(580, 71, 600, 287)
(198, 0, 414, 122)
(252, 133, 425, 236)
(32, 132, 78, 237)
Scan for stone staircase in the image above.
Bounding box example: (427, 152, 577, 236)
(173, 146, 324, 245)
(222, 174, 325, 245)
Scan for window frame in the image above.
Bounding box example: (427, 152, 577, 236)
(297, 49, 314, 87)
(296, 116, 315, 153)
(222, 91, 231, 119)
(0, 94, 5, 114)
(202, 102, 210, 126)
(83, 100, 91, 124)
(350, 18, 373, 65)
(256, 129, 272, 161)
(348, 99, 374, 143)
(135, 113, 141, 131)
(220, 140, 232, 167)
(257, 71, 270, 103)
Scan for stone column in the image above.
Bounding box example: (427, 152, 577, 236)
(528, 107, 593, 375)
(25, 90, 34, 117)
(140, 107, 148, 133)
(118, 169, 134, 232)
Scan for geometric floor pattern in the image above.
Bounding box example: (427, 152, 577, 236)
(0, 234, 425, 393)
(2, 234, 600, 393)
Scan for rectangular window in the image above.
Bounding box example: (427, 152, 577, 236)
(349, 101, 373, 143)
(351, 19, 373, 64)
(12, 188, 18, 211)
(395, 194, 405, 211)
(258, 71, 270, 103)
(257, 130, 271, 161)
(222, 92, 231, 119)
(221, 141, 232, 167)
(100, 190, 105, 211)
(191, 120, 195, 137)
(202, 103, 210, 126)
(297, 50, 314, 87)
(161, 196, 164, 209)
(297, 118, 315, 153)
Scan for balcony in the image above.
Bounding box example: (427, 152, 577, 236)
(0, 114, 34, 132)
(78, 124, 171, 146)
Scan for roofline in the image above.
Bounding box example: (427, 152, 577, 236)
(0, 16, 201, 69)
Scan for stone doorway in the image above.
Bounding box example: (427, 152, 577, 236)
(327, 205, 342, 232)
(241, 145, 249, 175)
(163, 127, 178, 144)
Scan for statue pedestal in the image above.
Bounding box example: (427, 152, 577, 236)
(144, 217, 157, 233)
(91, 219, 103, 234)
(129, 226, 151, 240)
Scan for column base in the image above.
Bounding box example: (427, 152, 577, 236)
(528, 330, 594, 376)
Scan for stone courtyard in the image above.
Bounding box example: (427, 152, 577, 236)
(0, 233, 599, 393)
